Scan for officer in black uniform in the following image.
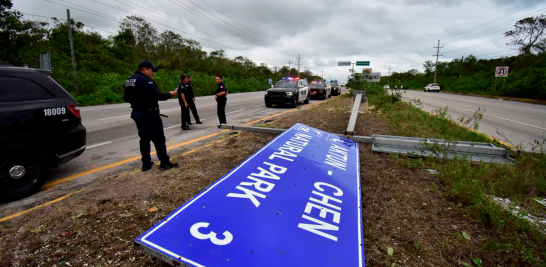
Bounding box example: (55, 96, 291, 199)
(185, 75, 202, 125)
(123, 60, 180, 171)
(215, 75, 227, 126)
(177, 75, 191, 130)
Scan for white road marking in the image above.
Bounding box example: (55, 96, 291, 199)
(251, 96, 265, 99)
(164, 119, 207, 130)
(420, 98, 546, 131)
(164, 124, 182, 130)
(254, 104, 265, 107)
(87, 142, 112, 149)
(226, 109, 245, 115)
(98, 115, 129, 121)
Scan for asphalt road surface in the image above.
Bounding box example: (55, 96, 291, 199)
(0, 88, 349, 215)
(400, 90, 546, 151)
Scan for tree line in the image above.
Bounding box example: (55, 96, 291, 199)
(382, 15, 546, 100)
(0, 1, 320, 105)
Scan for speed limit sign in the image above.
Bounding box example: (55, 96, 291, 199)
(495, 66, 509, 77)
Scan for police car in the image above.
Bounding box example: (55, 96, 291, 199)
(330, 80, 341, 96)
(309, 79, 331, 100)
(0, 65, 86, 201)
(265, 78, 310, 108)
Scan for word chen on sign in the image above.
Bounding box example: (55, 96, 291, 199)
(135, 123, 365, 267)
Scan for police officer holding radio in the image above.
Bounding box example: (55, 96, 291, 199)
(177, 75, 191, 130)
(215, 75, 227, 126)
(124, 60, 179, 171)
(185, 75, 202, 125)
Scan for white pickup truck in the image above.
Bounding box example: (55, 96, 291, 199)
(424, 83, 440, 92)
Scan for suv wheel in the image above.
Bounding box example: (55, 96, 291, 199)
(304, 94, 310, 104)
(0, 144, 49, 201)
(265, 102, 272, 107)
(290, 97, 297, 108)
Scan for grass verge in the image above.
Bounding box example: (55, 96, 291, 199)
(356, 81, 546, 266)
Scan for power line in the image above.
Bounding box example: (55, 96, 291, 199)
(442, 0, 545, 42)
(183, 0, 296, 57)
(196, 0, 296, 56)
(22, 13, 117, 34)
(46, 0, 284, 65)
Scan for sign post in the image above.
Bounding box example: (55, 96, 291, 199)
(494, 66, 509, 94)
(135, 123, 364, 267)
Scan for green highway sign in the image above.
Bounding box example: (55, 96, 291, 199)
(356, 61, 370, 66)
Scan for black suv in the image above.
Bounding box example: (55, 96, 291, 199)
(265, 79, 310, 108)
(0, 66, 86, 201)
(330, 80, 341, 96)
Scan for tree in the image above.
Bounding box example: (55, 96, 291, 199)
(423, 60, 434, 74)
(119, 16, 158, 60)
(505, 15, 546, 55)
(0, 0, 48, 65)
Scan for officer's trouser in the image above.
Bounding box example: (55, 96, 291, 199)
(181, 105, 190, 127)
(216, 98, 227, 124)
(131, 111, 169, 164)
(186, 100, 200, 122)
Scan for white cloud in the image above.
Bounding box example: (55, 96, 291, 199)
(13, 0, 546, 82)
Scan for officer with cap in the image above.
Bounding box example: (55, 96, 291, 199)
(215, 75, 227, 126)
(124, 60, 180, 171)
(185, 75, 202, 125)
(177, 75, 191, 130)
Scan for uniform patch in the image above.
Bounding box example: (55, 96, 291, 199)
(149, 81, 154, 84)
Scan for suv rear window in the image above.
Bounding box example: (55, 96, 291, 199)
(0, 76, 54, 102)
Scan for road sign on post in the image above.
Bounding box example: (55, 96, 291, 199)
(135, 123, 365, 267)
(495, 66, 509, 77)
(338, 61, 351, 66)
(366, 72, 381, 82)
(356, 61, 370, 66)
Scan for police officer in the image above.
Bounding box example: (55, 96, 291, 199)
(123, 60, 179, 171)
(185, 75, 202, 125)
(215, 75, 227, 126)
(178, 75, 191, 130)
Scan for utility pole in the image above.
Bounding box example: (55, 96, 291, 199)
(274, 65, 277, 80)
(321, 70, 324, 78)
(67, 9, 80, 96)
(351, 63, 355, 73)
(387, 65, 391, 86)
(433, 39, 443, 84)
(296, 54, 303, 77)
(459, 56, 464, 78)
(286, 60, 292, 78)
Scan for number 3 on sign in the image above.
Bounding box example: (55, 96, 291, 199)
(190, 222, 233, 245)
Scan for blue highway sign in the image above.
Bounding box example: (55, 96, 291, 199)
(135, 123, 364, 266)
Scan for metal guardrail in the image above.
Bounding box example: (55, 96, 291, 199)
(345, 90, 366, 135)
(371, 135, 514, 164)
(218, 125, 373, 143)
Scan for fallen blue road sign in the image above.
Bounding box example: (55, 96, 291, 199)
(135, 123, 364, 266)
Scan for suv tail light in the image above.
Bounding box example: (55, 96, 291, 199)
(67, 104, 81, 118)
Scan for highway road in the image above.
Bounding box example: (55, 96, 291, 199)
(0, 89, 345, 215)
(401, 90, 546, 151)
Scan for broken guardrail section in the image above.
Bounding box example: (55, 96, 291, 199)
(371, 135, 514, 164)
(135, 123, 365, 267)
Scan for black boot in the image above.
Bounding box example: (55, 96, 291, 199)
(142, 161, 154, 171)
(159, 162, 179, 171)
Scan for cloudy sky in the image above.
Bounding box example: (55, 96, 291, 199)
(13, 0, 546, 82)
